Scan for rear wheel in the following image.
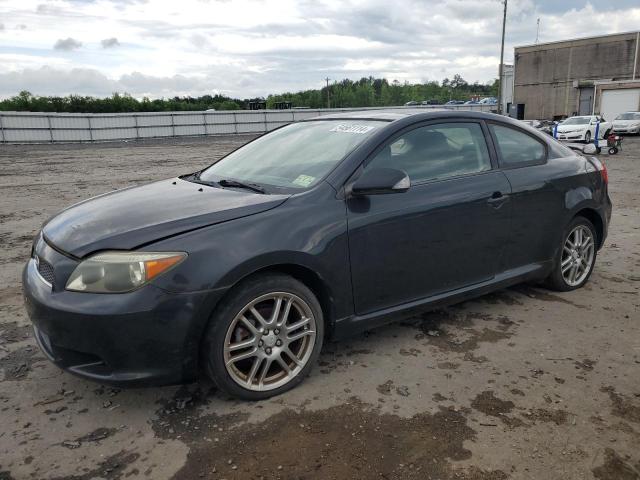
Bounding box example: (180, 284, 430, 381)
(202, 273, 324, 400)
(546, 217, 597, 291)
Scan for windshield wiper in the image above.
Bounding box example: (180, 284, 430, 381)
(218, 179, 266, 194)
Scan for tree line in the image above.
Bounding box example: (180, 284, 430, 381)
(267, 75, 498, 109)
(0, 75, 498, 113)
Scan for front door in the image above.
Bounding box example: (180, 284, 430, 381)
(346, 121, 512, 315)
(579, 87, 594, 116)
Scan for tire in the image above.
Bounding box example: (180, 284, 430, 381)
(545, 216, 598, 292)
(608, 147, 618, 155)
(584, 131, 591, 143)
(202, 273, 324, 400)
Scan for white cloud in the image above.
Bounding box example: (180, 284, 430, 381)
(0, 0, 638, 99)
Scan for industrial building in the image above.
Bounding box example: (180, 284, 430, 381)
(500, 64, 514, 115)
(512, 31, 640, 121)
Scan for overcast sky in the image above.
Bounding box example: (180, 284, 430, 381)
(0, 0, 639, 99)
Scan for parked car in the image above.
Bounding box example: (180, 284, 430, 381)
(23, 110, 611, 400)
(445, 100, 465, 105)
(612, 112, 640, 134)
(556, 115, 612, 143)
(404, 101, 419, 106)
(464, 100, 479, 105)
(521, 119, 555, 135)
(479, 97, 498, 105)
(421, 99, 441, 106)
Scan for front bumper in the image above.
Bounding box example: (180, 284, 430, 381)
(612, 127, 639, 134)
(557, 132, 586, 141)
(22, 241, 223, 387)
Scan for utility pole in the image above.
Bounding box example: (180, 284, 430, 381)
(325, 77, 331, 109)
(497, 0, 508, 115)
(535, 18, 540, 44)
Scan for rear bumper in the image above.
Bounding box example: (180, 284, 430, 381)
(22, 256, 223, 387)
(603, 195, 612, 246)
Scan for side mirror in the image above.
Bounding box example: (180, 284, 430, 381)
(351, 168, 410, 196)
(583, 144, 599, 155)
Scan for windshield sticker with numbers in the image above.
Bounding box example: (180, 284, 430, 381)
(329, 124, 376, 134)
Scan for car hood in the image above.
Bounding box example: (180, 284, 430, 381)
(43, 178, 289, 258)
(556, 124, 588, 132)
(614, 120, 640, 127)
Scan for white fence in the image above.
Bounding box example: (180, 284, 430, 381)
(0, 104, 495, 144)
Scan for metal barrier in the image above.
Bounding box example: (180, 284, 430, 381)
(0, 104, 495, 144)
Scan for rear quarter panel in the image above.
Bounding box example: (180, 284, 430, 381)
(501, 153, 603, 270)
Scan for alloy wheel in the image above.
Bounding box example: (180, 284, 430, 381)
(561, 225, 595, 287)
(223, 292, 316, 391)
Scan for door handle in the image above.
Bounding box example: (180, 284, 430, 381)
(487, 191, 509, 207)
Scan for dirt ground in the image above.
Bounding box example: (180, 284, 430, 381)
(0, 134, 639, 480)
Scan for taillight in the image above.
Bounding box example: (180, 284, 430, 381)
(600, 160, 608, 185)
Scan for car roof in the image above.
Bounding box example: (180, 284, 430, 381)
(307, 108, 508, 123)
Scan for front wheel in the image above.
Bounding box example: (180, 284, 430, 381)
(202, 273, 324, 400)
(546, 217, 597, 291)
(584, 130, 591, 143)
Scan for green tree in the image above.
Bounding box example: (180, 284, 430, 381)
(0, 75, 499, 113)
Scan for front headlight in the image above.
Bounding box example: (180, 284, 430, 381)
(66, 251, 187, 293)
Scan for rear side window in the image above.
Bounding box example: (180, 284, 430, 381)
(489, 124, 546, 166)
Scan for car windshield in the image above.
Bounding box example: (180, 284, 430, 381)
(198, 120, 384, 190)
(562, 117, 591, 125)
(562, 117, 590, 125)
(615, 112, 640, 120)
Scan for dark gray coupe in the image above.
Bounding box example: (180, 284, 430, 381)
(23, 110, 612, 399)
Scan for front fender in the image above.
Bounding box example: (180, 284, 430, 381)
(145, 183, 353, 325)
(215, 250, 335, 293)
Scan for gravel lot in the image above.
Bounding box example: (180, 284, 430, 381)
(1, 135, 639, 480)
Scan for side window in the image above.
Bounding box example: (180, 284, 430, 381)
(489, 124, 546, 166)
(366, 122, 491, 184)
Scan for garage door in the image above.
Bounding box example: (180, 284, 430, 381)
(601, 89, 640, 121)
